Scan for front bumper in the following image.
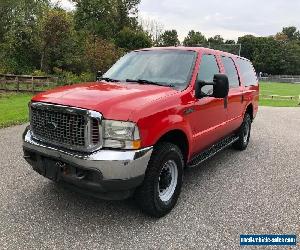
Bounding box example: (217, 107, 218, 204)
(23, 128, 153, 199)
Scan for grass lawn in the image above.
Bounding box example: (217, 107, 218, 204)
(259, 82, 300, 107)
(0, 92, 33, 128)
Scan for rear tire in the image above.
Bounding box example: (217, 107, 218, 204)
(233, 113, 252, 150)
(135, 142, 184, 218)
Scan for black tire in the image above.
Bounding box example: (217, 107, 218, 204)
(233, 113, 252, 150)
(135, 142, 184, 218)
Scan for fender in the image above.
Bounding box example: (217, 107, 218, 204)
(137, 113, 193, 157)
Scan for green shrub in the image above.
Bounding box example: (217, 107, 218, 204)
(54, 70, 95, 86)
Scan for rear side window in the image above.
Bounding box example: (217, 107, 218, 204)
(221, 56, 239, 88)
(237, 58, 257, 86)
(198, 54, 220, 95)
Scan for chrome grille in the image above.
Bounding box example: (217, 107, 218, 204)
(30, 103, 102, 152)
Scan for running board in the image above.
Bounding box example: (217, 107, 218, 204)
(188, 135, 239, 168)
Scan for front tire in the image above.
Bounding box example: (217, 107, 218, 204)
(135, 142, 184, 217)
(233, 113, 252, 150)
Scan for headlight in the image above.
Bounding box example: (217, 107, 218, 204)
(103, 120, 141, 149)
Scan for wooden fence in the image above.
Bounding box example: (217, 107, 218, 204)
(0, 74, 58, 93)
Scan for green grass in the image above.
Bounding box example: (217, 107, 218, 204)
(0, 92, 33, 128)
(259, 82, 300, 107)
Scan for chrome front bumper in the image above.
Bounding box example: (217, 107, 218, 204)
(23, 128, 153, 183)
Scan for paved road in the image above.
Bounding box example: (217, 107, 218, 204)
(0, 107, 299, 250)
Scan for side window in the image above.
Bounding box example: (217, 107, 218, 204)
(237, 58, 257, 86)
(198, 54, 220, 95)
(221, 56, 239, 88)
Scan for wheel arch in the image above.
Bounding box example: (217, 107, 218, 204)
(245, 103, 254, 121)
(156, 129, 190, 164)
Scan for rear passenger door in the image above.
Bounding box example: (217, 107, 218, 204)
(220, 56, 244, 133)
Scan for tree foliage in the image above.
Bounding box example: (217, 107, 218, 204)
(238, 27, 300, 74)
(158, 30, 180, 47)
(281, 26, 300, 41)
(139, 17, 164, 46)
(0, 1, 300, 77)
(183, 30, 206, 46)
(0, 0, 49, 74)
(72, 0, 140, 39)
(39, 8, 73, 72)
(115, 27, 152, 51)
(0, 0, 149, 76)
(208, 35, 224, 45)
(84, 35, 124, 73)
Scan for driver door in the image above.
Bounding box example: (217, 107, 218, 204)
(189, 54, 228, 157)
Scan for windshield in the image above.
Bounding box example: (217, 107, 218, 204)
(103, 50, 197, 90)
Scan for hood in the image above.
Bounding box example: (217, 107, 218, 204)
(32, 81, 177, 121)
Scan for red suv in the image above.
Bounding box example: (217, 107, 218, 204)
(23, 47, 259, 217)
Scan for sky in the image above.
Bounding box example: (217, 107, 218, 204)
(52, 0, 300, 41)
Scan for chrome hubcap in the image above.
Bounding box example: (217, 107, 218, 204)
(158, 160, 178, 202)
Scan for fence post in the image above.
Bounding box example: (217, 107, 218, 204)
(16, 76, 19, 92)
(4, 75, 7, 91)
(31, 76, 34, 93)
(55, 77, 58, 89)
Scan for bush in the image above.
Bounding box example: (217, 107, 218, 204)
(32, 70, 47, 76)
(54, 69, 95, 85)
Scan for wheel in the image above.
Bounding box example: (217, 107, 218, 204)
(233, 113, 252, 150)
(135, 142, 184, 217)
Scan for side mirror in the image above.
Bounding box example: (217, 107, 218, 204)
(195, 74, 229, 99)
(96, 70, 103, 81)
(212, 74, 229, 98)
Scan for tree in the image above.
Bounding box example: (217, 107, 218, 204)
(39, 8, 73, 72)
(274, 32, 288, 42)
(115, 27, 152, 51)
(84, 35, 124, 73)
(159, 30, 180, 47)
(72, 0, 141, 39)
(0, 0, 16, 43)
(139, 17, 164, 46)
(0, 0, 49, 73)
(225, 40, 236, 44)
(280, 41, 300, 74)
(252, 37, 284, 74)
(183, 30, 206, 46)
(281, 26, 300, 41)
(72, 0, 117, 39)
(115, 0, 141, 31)
(237, 35, 257, 61)
(208, 35, 224, 45)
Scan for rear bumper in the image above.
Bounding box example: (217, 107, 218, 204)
(23, 128, 153, 199)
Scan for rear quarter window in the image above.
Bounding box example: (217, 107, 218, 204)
(237, 58, 257, 86)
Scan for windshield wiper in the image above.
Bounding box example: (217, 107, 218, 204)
(99, 77, 120, 82)
(126, 79, 174, 88)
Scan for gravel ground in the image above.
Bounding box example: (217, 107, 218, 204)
(0, 107, 299, 250)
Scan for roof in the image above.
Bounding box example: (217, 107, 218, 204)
(136, 46, 249, 61)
